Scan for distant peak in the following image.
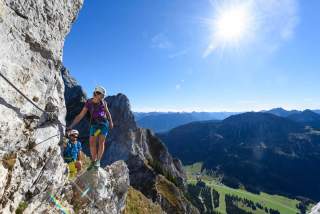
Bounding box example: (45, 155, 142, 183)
(268, 107, 287, 112)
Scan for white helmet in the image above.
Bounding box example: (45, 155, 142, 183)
(69, 129, 79, 136)
(94, 85, 106, 97)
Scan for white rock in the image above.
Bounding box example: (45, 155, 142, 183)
(0, 163, 8, 197)
(71, 161, 130, 214)
(0, 0, 83, 212)
(310, 202, 320, 214)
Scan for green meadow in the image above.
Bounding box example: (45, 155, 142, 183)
(184, 162, 311, 214)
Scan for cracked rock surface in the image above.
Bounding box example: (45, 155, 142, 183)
(0, 1, 131, 213)
(66, 161, 129, 214)
(0, 0, 83, 212)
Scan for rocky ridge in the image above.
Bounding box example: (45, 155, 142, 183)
(63, 67, 199, 214)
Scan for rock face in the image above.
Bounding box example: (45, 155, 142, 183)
(0, 0, 83, 154)
(310, 202, 320, 214)
(124, 186, 165, 214)
(63, 70, 199, 213)
(0, 0, 84, 212)
(61, 66, 89, 140)
(105, 94, 198, 213)
(65, 161, 130, 214)
(0, 1, 130, 213)
(105, 94, 186, 186)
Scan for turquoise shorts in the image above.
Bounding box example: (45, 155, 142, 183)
(90, 122, 109, 137)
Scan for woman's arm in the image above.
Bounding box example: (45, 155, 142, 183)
(68, 107, 88, 129)
(78, 151, 84, 162)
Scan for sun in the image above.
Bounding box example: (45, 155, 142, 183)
(215, 5, 251, 42)
(204, 1, 256, 57)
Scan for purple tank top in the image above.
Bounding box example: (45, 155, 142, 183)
(85, 99, 106, 121)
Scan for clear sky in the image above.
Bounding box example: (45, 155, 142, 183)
(63, 0, 320, 112)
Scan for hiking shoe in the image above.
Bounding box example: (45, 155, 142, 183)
(87, 161, 96, 171)
(94, 160, 101, 168)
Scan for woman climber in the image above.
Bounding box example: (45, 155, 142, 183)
(67, 86, 114, 169)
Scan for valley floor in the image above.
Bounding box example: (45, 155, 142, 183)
(185, 162, 314, 214)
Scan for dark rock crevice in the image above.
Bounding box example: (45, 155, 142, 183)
(12, 8, 28, 20)
(25, 34, 54, 60)
(4, 1, 28, 20)
(0, 97, 25, 119)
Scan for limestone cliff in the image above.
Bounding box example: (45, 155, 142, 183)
(0, 0, 82, 212)
(0, 1, 129, 213)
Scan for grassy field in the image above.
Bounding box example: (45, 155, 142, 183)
(185, 162, 305, 214)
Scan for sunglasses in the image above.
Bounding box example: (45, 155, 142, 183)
(70, 135, 78, 138)
(94, 91, 102, 96)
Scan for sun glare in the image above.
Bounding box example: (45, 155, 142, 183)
(204, 1, 256, 57)
(215, 5, 251, 42)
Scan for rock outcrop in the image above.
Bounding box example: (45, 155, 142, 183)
(124, 186, 165, 214)
(0, 0, 84, 212)
(105, 94, 187, 186)
(310, 202, 320, 214)
(63, 68, 199, 214)
(64, 161, 129, 214)
(1, 1, 130, 213)
(105, 94, 198, 214)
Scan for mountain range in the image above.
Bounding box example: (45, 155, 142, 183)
(135, 108, 320, 133)
(158, 112, 320, 201)
(134, 112, 238, 133)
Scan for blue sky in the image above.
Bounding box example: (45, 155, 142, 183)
(63, 0, 320, 112)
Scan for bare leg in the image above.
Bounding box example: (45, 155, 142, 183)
(97, 135, 106, 160)
(89, 136, 98, 161)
